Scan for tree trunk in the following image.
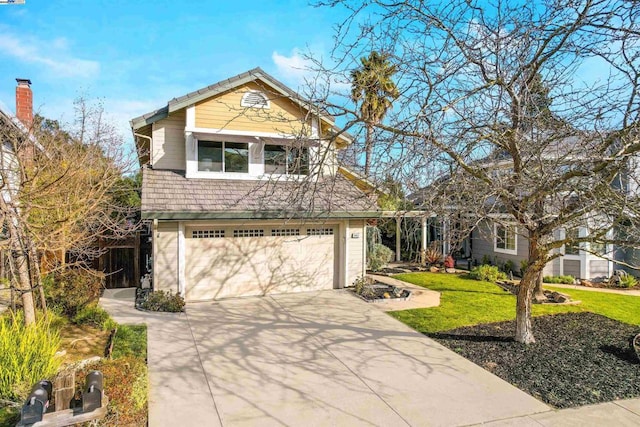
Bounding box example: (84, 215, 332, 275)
(533, 270, 547, 303)
(14, 250, 36, 325)
(0, 198, 37, 325)
(364, 123, 373, 176)
(515, 237, 545, 344)
(29, 244, 47, 315)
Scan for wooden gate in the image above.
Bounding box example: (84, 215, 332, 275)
(97, 233, 140, 289)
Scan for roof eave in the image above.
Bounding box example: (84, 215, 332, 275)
(141, 210, 382, 220)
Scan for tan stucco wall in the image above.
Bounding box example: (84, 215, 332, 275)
(152, 110, 186, 170)
(346, 219, 366, 286)
(154, 222, 179, 293)
(195, 82, 311, 135)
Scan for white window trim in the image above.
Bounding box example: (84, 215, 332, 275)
(263, 144, 310, 177)
(196, 139, 250, 175)
(562, 227, 582, 259)
(494, 223, 518, 255)
(240, 90, 270, 109)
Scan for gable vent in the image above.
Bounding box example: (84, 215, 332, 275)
(241, 91, 270, 109)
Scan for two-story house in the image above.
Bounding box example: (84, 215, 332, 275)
(131, 68, 379, 301)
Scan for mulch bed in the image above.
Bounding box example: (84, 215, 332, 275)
(429, 312, 640, 408)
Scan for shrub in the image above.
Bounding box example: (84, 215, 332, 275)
(72, 304, 116, 331)
(424, 243, 443, 265)
(77, 356, 147, 426)
(44, 269, 105, 317)
(520, 260, 529, 275)
(367, 243, 394, 272)
(618, 274, 637, 288)
(543, 275, 576, 285)
(469, 265, 507, 282)
(112, 325, 147, 360)
(443, 255, 455, 269)
(503, 260, 515, 274)
(352, 276, 367, 294)
(140, 290, 185, 312)
(481, 254, 492, 266)
(0, 312, 61, 400)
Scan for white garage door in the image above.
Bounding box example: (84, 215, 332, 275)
(185, 224, 337, 301)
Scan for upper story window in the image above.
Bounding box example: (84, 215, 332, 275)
(564, 228, 580, 255)
(240, 91, 270, 109)
(264, 144, 309, 176)
(494, 223, 517, 254)
(198, 140, 249, 173)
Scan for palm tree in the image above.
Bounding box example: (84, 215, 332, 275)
(350, 51, 399, 176)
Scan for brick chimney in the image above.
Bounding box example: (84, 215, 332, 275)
(15, 78, 33, 129)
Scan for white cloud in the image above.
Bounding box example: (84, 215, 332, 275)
(272, 47, 352, 95)
(272, 48, 316, 87)
(0, 32, 99, 79)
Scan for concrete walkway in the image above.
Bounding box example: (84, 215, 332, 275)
(544, 282, 640, 296)
(367, 274, 441, 311)
(100, 288, 640, 426)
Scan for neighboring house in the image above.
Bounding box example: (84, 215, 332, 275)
(131, 68, 379, 301)
(412, 140, 640, 280)
(0, 79, 34, 278)
(467, 152, 639, 280)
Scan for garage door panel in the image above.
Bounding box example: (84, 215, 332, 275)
(185, 225, 337, 301)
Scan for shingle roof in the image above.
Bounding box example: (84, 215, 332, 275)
(141, 168, 379, 219)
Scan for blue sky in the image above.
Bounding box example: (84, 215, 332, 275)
(0, 0, 348, 148)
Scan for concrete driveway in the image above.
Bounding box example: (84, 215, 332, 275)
(102, 289, 550, 426)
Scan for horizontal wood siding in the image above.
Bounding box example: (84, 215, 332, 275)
(195, 82, 311, 135)
(543, 258, 561, 277)
(563, 260, 581, 278)
(589, 259, 609, 278)
(471, 220, 529, 269)
(152, 110, 186, 170)
(154, 222, 178, 293)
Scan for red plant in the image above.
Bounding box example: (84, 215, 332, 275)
(444, 255, 455, 269)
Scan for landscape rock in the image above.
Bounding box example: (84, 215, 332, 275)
(429, 266, 440, 273)
(580, 279, 593, 287)
(445, 268, 456, 274)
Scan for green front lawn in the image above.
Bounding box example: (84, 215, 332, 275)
(390, 272, 640, 334)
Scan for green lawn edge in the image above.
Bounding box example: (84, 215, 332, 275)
(389, 272, 640, 334)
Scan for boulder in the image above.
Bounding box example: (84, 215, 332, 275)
(445, 268, 456, 274)
(580, 279, 593, 287)
(632, 333, 640, 362)
(547, 291, 570, 303)
(429, 266, 440, 273)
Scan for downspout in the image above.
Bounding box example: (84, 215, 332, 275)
(134, 132, 153, 166)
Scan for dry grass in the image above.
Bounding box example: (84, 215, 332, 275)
(58, 323, 111, 365)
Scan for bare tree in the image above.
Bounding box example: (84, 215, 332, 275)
(315, 0, 640, 343)
(0, 98, 138, 324)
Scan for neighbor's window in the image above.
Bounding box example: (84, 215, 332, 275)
(198, 141, 249, 173)
(495, 223, 517, 253)
(590, 241, 606, 255)
(263, 145, 309, 175)
(564, 228, 580, 255)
